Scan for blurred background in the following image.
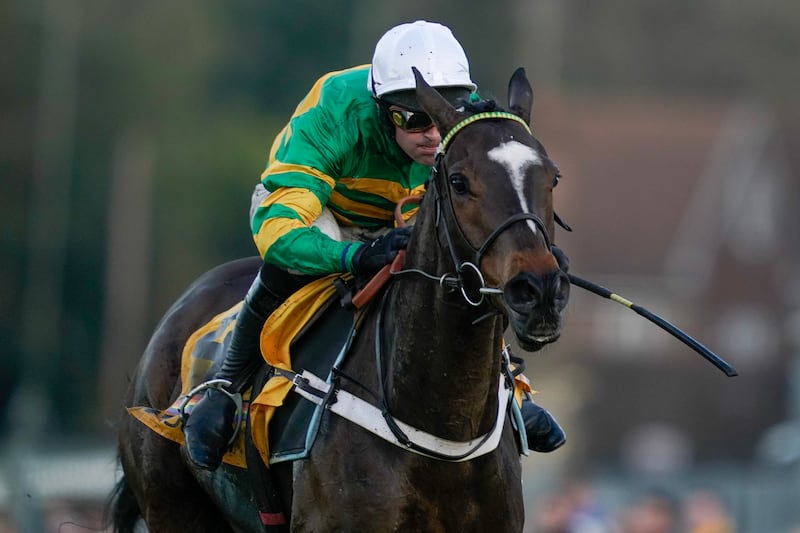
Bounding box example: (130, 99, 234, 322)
(2, 0, 799, 531)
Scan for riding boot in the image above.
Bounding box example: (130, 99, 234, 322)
(521, 397, 566, 453)
(183, 272, 283, 471)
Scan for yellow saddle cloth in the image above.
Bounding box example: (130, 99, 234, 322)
(127, 274, 344, 468)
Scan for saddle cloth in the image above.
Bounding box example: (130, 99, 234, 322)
(128, 273, 350, 468)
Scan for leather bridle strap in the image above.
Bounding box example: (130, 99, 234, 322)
(474, 212, 551, 267)
(432, 156, 552, 272)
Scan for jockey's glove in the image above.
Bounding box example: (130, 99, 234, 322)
(551, 245, 569, 273)
(351, 226, 412, 277)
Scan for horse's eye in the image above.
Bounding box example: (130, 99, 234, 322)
(450, 173, 468, 195)
(553, 171, 562, 187)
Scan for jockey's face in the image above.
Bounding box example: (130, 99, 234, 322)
(393, 119, 441, 167)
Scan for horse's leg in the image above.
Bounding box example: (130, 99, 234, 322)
(119, 417, 234, 532)
(117, 339, 234, 533)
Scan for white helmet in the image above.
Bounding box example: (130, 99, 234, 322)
(368, 20, 476, 107)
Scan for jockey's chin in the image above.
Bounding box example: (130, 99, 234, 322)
(395, 126, 441, 167)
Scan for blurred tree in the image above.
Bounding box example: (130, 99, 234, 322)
(0, 0, 43, 437)
(2, 0, 364, 434)
(209, 0, 358, 116)
(560, 0, 800, 101)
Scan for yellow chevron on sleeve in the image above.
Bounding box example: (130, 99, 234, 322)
(329, 190, 395, 220)
(268, 124, 292, 162)
(337, 177, 425, 201)
(260, 187, 325, 224)
(260, 161, 336, 191)
(254, 217, 308, 257)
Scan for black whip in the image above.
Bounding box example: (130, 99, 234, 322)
(567, 273, 738, 377)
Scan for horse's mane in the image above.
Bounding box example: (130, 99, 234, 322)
(460, 98, 505, 114)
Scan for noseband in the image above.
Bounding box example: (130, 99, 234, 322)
(428, 112, 553, 306)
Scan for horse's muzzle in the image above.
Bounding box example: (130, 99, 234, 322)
(503, 269, 570, 351)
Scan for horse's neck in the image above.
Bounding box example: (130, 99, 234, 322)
(384, 226, 505, 440)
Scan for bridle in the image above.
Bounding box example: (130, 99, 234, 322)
(365, 111, 553, 458)
(393, 111, 553, 307)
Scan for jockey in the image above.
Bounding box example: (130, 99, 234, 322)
(183, 20, 566, 471)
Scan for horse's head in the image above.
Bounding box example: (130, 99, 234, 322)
(413, 67, 570, 351)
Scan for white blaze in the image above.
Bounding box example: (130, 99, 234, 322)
(487, 140, 542, 234)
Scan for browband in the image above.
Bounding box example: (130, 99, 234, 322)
(440, 111, 531, 153)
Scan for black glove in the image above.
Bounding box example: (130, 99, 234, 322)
(351, 226, 412, 277)
(551, 245, 569, 273)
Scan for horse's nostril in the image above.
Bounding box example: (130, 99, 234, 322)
(504, 275, 542, 313)
(505, 271, 571, 314)
(554, 272, 571, 311)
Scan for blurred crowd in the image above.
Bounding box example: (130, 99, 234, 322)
(527, 481, 738, 533)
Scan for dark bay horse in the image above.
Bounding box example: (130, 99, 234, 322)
(111, 67, 569, 532)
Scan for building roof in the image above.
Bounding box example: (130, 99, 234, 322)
(533, 91, 731, 278)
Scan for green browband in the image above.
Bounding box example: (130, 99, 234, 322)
(440, 111, 531, 153)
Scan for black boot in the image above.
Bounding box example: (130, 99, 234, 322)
(521, 397, 566, 453)
(183, 273, 282, 470)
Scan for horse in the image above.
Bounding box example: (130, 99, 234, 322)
(109, 66, 570, 532)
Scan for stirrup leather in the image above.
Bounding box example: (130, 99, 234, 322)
(178, 378, 244, 448)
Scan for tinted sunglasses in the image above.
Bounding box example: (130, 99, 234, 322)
(389, 107, 435, 132)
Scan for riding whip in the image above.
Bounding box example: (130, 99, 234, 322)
(567, 274, 738, 377)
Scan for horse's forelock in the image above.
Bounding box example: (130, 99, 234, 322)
(461, 98, 501, 114)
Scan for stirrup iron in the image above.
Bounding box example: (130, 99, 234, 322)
(178, 378, 244, 447)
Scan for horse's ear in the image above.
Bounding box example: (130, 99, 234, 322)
(508, 67, 533, 125)
(413, 67, 463, 135)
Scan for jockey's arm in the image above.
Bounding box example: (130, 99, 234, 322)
(251, 182, 361, 275)
(251, 102, 368, 276)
